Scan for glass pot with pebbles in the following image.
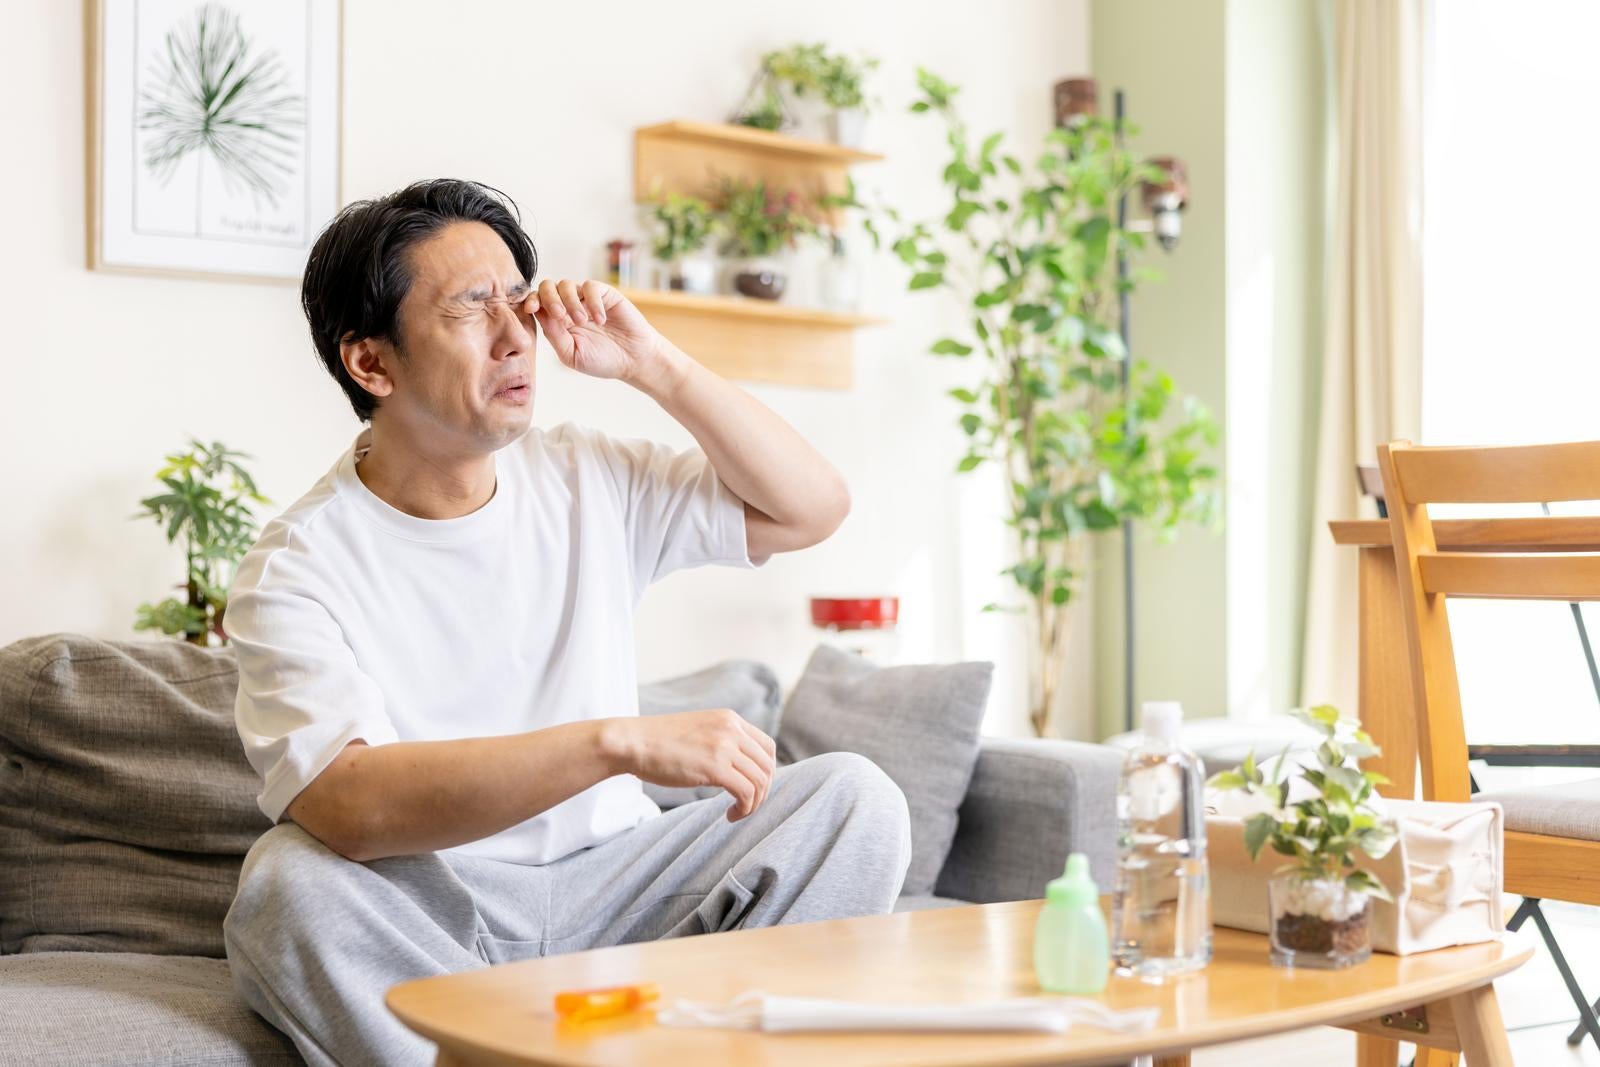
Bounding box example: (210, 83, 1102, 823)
(1208, 706, 1398, 970)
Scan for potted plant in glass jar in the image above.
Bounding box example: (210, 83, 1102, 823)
(715, 176, 815, 300)
(648, 192, 718, 294)
(1208, 705, 1399, 969)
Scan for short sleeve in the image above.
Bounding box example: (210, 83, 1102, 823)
(582, 429, 765, 593)
(227, 577, 399, 825)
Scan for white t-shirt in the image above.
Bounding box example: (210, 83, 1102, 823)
(227, 422, 759, 865)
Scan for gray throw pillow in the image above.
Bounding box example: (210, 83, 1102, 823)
(0, 634, 268, 957)
(776, 644, 993, 897)
(637, 659, 782, 809)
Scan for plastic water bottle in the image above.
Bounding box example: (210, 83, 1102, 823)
(1111, 700, 1213, 978)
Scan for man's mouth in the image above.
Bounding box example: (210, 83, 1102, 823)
(493, 378, 531, 403)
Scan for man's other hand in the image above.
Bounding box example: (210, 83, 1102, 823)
(600, 709, 778, 821)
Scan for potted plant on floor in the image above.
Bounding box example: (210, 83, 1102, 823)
(1208, 705, 1399, 969)
(648, 191, 719, 294)
(828, 69, 1219, 737)
(132, 438, 269, 646)
(715, 176, 815, 300)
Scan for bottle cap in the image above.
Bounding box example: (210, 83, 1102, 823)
(1141, 700, 1184, 744)
(1045, 852, 1099, 908)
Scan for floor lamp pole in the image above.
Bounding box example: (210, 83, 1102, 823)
(1114, 88, 1135, 735)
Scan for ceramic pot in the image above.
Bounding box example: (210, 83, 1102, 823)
(733, 257, 786, 301)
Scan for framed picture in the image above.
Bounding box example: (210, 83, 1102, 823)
(87, 0, 342, 282)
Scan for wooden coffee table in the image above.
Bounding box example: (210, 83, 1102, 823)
(387, 900, 1530, 1067)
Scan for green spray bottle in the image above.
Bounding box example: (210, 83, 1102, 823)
(1033, 852, 1109, 994)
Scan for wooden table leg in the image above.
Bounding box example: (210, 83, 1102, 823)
(1448, 984, 1514, 1066)
(1356, 1033, 1400, 1066)
(1412, 1050, 1459, 1067)
(1152, 1055, 1190, 1067)
(1359, 545, 1418, 800)
(435, 1050, 473, 1067)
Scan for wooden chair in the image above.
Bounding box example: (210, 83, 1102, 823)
(1378, 438, 1600, 1062)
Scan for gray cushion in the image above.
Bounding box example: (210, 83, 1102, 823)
(776, 644, 993, 897)
(935, 737, 1124, 903)
(1478, 778, 1600, 840)
(0, 634, 269, 957)
(0, 952, 299, 1065)
(637, 659, 783, 810)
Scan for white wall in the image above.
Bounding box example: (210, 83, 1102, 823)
(0, 0, 1091, 738)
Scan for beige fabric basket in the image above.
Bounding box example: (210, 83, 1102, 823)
(1207, 798, 1504, 955)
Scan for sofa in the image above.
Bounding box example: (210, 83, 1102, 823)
(0, 633, 1122, 1066)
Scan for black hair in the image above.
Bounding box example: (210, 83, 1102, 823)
(299, 178, 538, 421)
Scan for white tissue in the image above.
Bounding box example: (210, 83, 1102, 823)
(657, 991, 1160, 1034)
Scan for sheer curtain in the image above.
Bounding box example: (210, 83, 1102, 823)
(1300, 0, 1425, 714)
(1422, 0, 1600, 761)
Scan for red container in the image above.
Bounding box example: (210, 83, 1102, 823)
(809, 597, 899, 631)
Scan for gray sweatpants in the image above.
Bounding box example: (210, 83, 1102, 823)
(223, 751, 913, 1066)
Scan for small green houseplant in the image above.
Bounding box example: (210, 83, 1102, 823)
(761, 43, 879, 145)
(830, 69, 1219, 736)
(649, 192, 719, 294)
(1209, 705, 1399, 969)
(715, 177, 816, 300)
(133, 438, 269, 646)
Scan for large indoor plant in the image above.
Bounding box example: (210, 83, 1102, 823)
(132, 438, 269, 646)
(715, 176, 815, 300)
(832, 69, 1218, 736)
(1209, 706, 1399, 969)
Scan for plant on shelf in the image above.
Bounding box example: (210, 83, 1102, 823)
(729, 65, 792, 132)
(1209, 705, 1399, 970)
(828, 69, 1219, 737)
(715, 176, 816, 301)
(132, 438, 269, 646)
(648, 191, 719, 294)
(761, 42, 880, 145)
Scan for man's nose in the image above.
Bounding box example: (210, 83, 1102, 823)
(492, 299, 534, 354)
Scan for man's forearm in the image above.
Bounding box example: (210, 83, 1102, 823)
(628, 340, 849, 535)
(293, 719, 629, 862)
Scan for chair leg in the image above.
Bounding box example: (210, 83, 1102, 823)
(1506, 897, 1600, 1050)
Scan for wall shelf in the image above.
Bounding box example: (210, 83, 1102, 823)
(621, 288, 886, 390)
(632, 118, 885, 389)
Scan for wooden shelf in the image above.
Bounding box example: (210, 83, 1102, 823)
(632, 118, 886, 389)
(634, 120, 885, 167)
(633, 118, 881, 213)
(621, 288, 886, 390)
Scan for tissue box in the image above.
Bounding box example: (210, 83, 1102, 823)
(1207, 799, 1504, 955)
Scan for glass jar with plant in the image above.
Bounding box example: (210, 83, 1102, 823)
(1208, 705, 1399, 969)
(828, 69, 1218, 737)
(649, 192, 719, 295)
(132, 438, 269, 646)
(761, 43, 880, 146)
(715, 176, 816, 300)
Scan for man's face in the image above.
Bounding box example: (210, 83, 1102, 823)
(373, 220, 537, 454)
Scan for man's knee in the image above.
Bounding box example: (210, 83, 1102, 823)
(789, 752, 911, 847)
(225, 822, 353, 944)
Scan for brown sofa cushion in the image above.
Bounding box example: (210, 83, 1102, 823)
(0, 634, 267, 957)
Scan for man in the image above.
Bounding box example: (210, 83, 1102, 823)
(221, 179, 912, 1067)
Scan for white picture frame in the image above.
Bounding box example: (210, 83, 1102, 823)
(87, 0, 342, 282)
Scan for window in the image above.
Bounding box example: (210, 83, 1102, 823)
(1422, 0, 1600, 767)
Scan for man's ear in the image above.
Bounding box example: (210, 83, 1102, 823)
(340, 334, 397, 401)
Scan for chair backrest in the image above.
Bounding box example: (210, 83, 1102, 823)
(1378, 439, 1600, 803)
